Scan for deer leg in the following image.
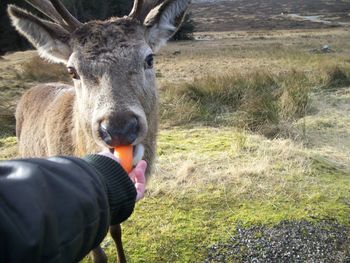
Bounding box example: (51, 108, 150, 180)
(110, 224, 127, 263)
(91, 246, 107, 263)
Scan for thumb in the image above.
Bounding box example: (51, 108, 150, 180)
(130, 160, 147, 201)
(133, 160, 147, 182)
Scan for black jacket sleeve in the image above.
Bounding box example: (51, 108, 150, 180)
(0, 155, 136, 263)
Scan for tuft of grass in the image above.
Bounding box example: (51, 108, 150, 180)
(160, 70, 311, 136)
(321, 66, 350, 90)
(278, 70, 311, 118)
(20, 56, 70, 83)
(159, 86, 201, 127)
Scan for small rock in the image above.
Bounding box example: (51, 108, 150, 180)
(309, 45, 334, 54)
(321, 44, 333, 53)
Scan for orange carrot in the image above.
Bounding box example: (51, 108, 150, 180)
(114, 145, 133, 173)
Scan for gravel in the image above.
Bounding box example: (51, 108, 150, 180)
(204, 220, 350, 263)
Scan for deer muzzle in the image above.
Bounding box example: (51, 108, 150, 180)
(98, 111, 140, 147)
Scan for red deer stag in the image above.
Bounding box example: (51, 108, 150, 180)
(7, 0, 191, 262)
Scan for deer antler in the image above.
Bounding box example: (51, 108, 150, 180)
(25, 0, 66, 25)
(50, 0, 82, 31)
(129, 0, 144, 20)
(25, 0, 82, 31)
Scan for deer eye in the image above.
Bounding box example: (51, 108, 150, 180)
(144, 54, 154, 69)
(67, 67, 80, 80)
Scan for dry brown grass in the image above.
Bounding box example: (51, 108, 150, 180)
(0, 136, 17, 160)
(156, 28, 350, 84)
(321, 66, 350, 89)
(150, 128, 311, 199)
(160, 69, 311, 137)
(0, 53, 71, 136)
(20, 56, 70, 83)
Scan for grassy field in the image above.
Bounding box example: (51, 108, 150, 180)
(1, 28, 350, 262)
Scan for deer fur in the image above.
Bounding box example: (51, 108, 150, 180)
(8, 0, 191, 262)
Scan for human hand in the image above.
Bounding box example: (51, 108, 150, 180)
(98, 151, 146, 201)
(128, 160, 147, 201)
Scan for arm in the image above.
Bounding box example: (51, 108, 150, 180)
(0, 155, 136, 263)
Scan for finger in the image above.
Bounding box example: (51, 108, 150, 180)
(129, 173, 136, 183)
(135, 182, 145, 201)
(134, 160, 147, 184)
(129, 160, 147, 180)
(131, 160, 147, 201)
(128, 160, 145, 181)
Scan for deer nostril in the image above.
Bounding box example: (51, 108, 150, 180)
(125, 117, 138, 136)
(99, 116, 139, 146)
(99, 121, 112, 144)
(117, 116, 138, 145)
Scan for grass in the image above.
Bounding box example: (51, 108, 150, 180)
(158, 40, 350, 128)
(82, 127, 350, 262)
(160, 68, 323, 137)
(0, 136, 17, 160)
(0, 96, 16, 136)
(321, 65, 350, 89)
(0, 54, 71, 137)
(1, 28, 350, 262)
(20, 56, 70, 83)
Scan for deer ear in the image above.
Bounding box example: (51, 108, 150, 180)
(7, 5, 72, 64)
(144, 0, 191, 52)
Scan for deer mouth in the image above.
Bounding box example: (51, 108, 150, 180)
(131, 144, 145, 166)
(109, 143, 145, 166)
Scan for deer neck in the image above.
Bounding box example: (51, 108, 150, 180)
(72, 99, 100, 156)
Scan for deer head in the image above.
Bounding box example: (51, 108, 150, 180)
(8, 0, 191, 155)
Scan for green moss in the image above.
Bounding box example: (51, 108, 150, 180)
(157, 128, 243, 158)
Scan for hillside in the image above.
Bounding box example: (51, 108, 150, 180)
(191, 0, 350, 31)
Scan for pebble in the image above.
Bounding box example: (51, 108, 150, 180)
(203, 220, 350, 262)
